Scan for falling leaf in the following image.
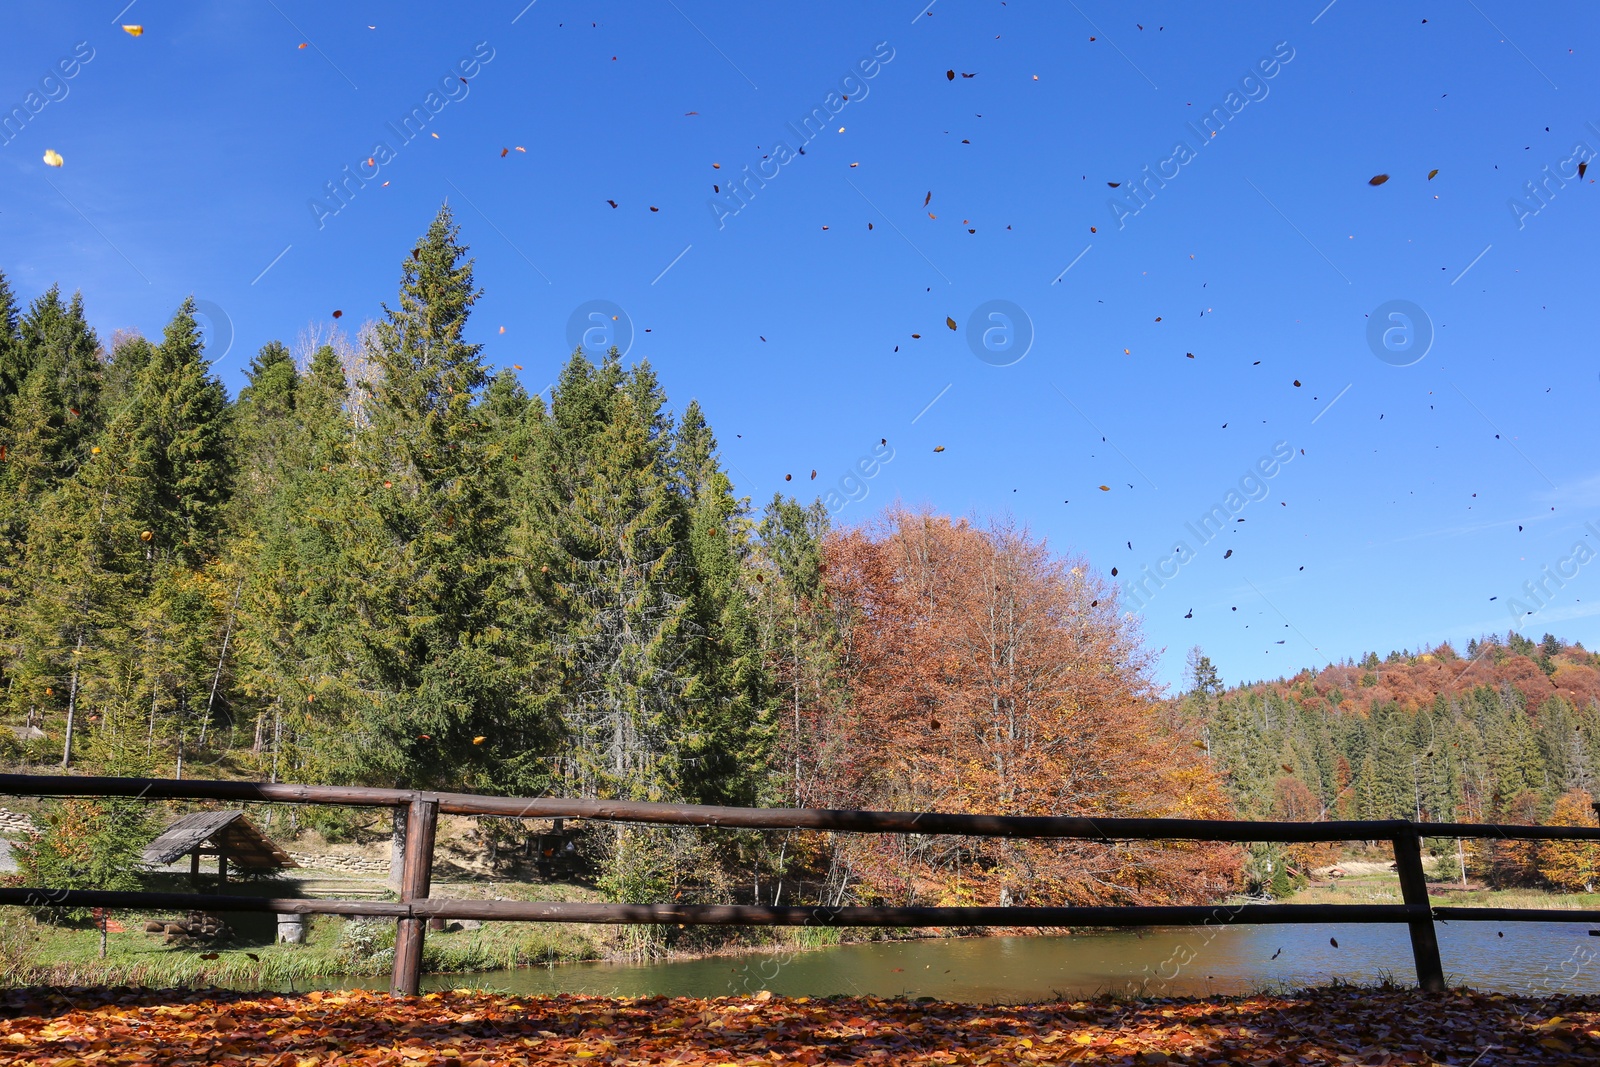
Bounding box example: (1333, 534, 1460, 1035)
(42, 149, 63, 167)
(1099, 485, 1110, 491)
(1581, 161, 1589, 180)
(513, 364, 523, 369)
(1224, 549, 1233, 559)
(1368, 174, 1389, 186)
(785, 473, 792, 481)
(199, 953, 218, 960)
(1293, 380, 1301, 387)
(140, 530, 153, 542)
(122, 25, 143, 37)
(498, 326, 506, 334)
(332, 309, 343, 319)
(501, 148, 509, 157)
(946, 70, 955, 80)
(649, 206, 659, 212)
(1107, 182, 1121, 188)
(1428, 168, 1439, 179)
(298, 42, 308, 49)
(473, 736, 487, 745)
(934, 446, 946, 453)
(606, 199, 618, 208)
(946, 317, 957, 331)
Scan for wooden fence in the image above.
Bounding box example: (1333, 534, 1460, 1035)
(4, 773, 1600, 996)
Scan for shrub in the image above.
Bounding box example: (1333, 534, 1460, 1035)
(12, 798, 156, 920)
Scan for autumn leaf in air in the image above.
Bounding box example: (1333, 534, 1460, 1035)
(122, 25, 143, 36)
(933, 446, 945, 452)
(1427, 168, 1439, 179)
(1368, 174, 1389, 186)
(42, 149, 63, 167)
(946, 317, 957, 331)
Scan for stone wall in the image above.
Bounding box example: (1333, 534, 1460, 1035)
(0, 807, 40, 836)
(287, 851, 389, 875)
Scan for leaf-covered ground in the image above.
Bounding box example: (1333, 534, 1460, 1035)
(1, 986, 1596, 1065)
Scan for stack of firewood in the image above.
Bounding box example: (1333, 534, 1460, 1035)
(142, 911, 232, 946)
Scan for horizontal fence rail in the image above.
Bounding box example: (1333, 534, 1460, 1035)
(0, 891, 1428, 927)
(5, 774, 1600, 996)
(6, 775, 1599, 841)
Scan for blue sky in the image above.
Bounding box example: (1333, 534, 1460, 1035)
(4, 1, 1598, 690)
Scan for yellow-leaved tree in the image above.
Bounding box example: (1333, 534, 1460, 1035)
(1537, 789, 1600, 893)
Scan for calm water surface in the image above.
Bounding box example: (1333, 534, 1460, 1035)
(320, 922, 1600, 1003)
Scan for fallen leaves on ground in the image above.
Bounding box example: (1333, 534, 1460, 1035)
(1, 986, 1597, 1065)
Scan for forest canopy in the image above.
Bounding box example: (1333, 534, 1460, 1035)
(19, 206, 1597, 910)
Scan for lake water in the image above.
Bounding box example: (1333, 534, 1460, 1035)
(323, 921, 1600, 1003)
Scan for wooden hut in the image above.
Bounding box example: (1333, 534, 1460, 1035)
(141, 811, 296, 888)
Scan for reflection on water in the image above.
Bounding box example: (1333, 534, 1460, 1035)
(316, 922, 1600, 1003)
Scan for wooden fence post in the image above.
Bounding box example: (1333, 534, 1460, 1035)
(1392, 831, 1445, 992)
(390, 794, 438, 997)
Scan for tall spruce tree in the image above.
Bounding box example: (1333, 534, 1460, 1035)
(671, 400, 774, 805)
(0, 269, 25, 420)
(297, 204, 543, 792)
(536, 352, 692, 801)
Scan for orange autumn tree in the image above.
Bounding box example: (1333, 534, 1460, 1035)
(817, 508, 1242, 908)
(1538, 789, 1600, 893)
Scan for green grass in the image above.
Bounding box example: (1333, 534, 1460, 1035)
(0, 874, 620, 990)
(1284, 873, 1600, 911)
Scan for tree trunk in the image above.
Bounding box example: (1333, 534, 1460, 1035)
(198, 578, 243, 748)
(270, 701, 282, 783)
(146, 682, 159, 757)
(61, 632, 83, 768)
(389, 806, 408, 892)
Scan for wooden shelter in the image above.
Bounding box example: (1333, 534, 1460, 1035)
(141, 811, 296, 888)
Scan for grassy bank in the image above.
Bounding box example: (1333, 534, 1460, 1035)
(0, 874, 622, 989)
(1285, 871, 1600, 911)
